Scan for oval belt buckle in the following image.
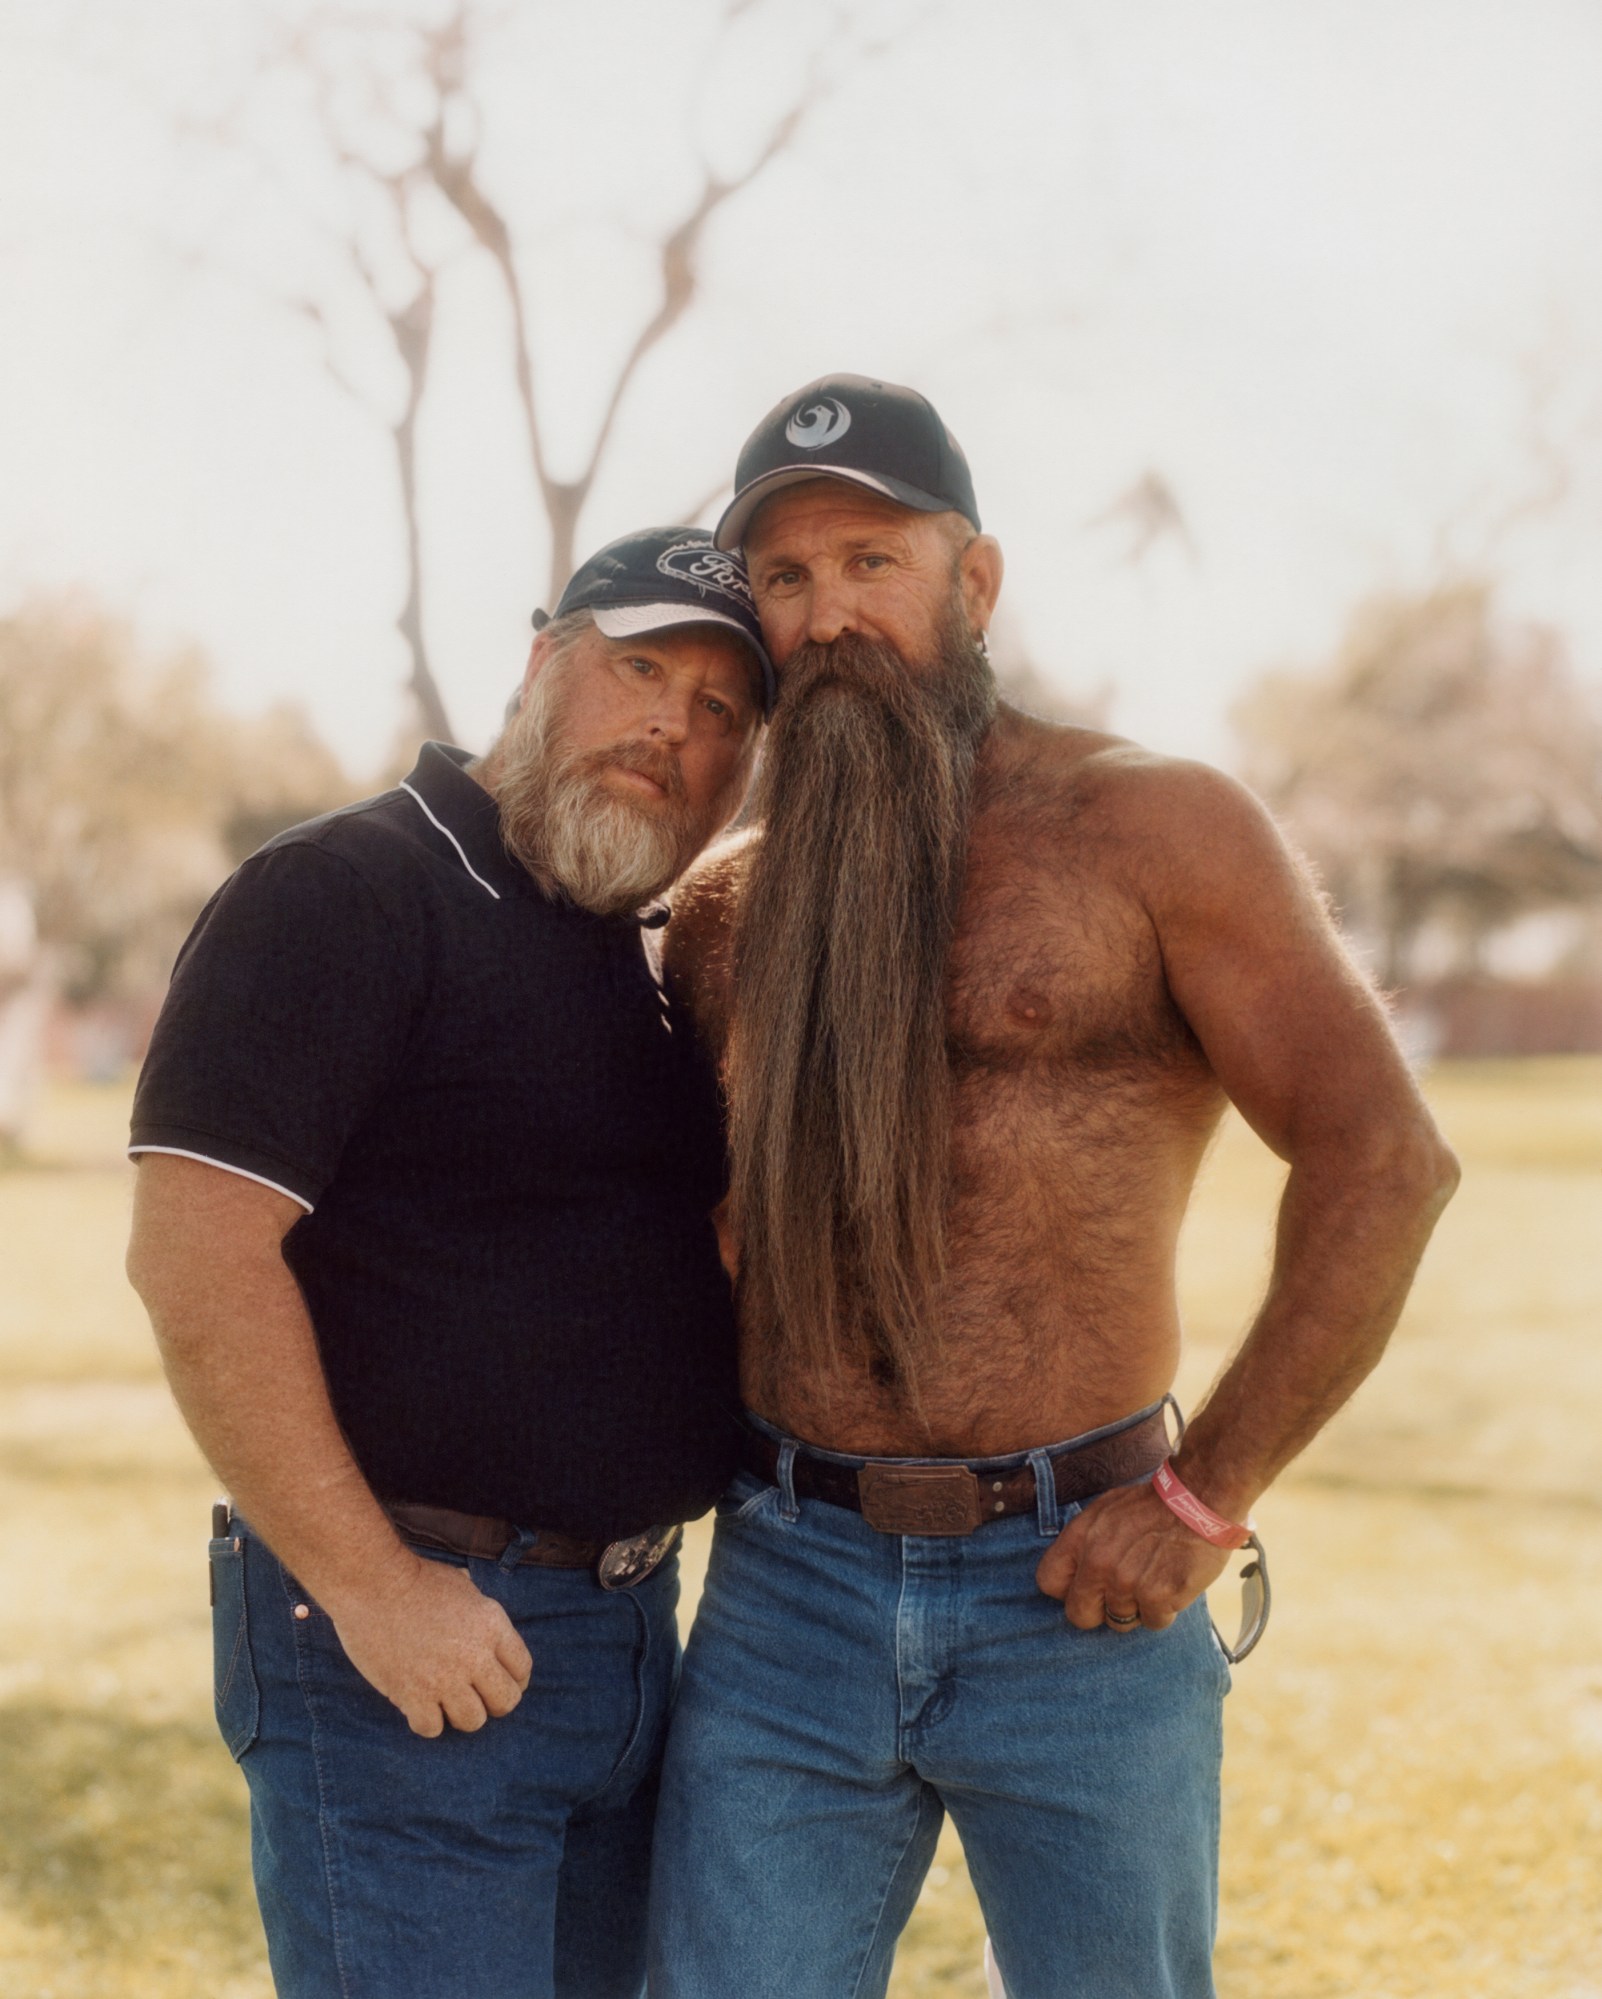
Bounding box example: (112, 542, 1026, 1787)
(597, 1523, 682, 1591)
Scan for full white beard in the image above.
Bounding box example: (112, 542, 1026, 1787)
(492, 669, 696, 916)
(534, 765, 686, 916)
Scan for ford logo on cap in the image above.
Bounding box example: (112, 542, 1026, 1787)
(656, 540, 756, 607)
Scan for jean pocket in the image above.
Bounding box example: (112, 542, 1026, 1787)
(209, 1534, 261, 1760)
(713, 1471, 777, 1522)
(1204, 1613, 1235, 1697)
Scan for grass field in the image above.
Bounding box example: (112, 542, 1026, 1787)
(1, 1063, 1599, 1996)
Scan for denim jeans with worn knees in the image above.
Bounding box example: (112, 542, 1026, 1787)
(209, 1518, 677, 1999)
(647, 1453, 1228, 1999)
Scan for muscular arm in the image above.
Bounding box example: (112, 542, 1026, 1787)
(127, 1154, 531, 1734)
(1040, 761, 1459, 1629)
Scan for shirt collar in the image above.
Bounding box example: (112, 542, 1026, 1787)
(399, 742, 527, 902)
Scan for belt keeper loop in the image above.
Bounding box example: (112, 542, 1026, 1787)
(1029, 1448, 1060, 1537)
(776, 1440, 801, 1522)
(499, 1525, 538, 1571)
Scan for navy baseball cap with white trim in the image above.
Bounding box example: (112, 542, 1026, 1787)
(538, 526, 776, 713)
(714, 373, 981, 552)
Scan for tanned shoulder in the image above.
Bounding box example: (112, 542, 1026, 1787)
(981, 704, 1130, 786)
(994, 712, 1331, 941)
(663, 828, 757, 1064)
(1077, 748, 1319, 912)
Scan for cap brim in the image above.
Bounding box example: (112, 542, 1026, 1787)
(591, 602, 775, 714)
(713, 466, 954, 551)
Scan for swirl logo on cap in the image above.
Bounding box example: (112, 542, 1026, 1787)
(656, 540, 755, 607)
(785, 398, 852, 450)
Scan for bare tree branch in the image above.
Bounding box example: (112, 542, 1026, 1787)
(579, 78, 821, 495)
(274, 19, 455, 737)
(1082, 470, 1198, 566)
(111, 0, 927, 734)
(150, 6, 457, 739)
(1431, 326, 1602, 579)
(421, 103, 555, 499)
(424, 0, 878, 599)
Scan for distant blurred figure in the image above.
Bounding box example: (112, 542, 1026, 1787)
(0, 878, 48, 1159)
(125, 528, 771, 1999)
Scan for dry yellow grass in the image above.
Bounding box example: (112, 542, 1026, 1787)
(1, 1063, 1598, 1996)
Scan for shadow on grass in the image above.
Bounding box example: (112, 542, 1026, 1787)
(0, 1699, 264, 1975)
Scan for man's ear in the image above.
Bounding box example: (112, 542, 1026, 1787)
(959, 534, 1005, 641)
(515, 629, 556, 711)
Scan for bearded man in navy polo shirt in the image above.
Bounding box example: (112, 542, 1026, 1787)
(125, 528, 771, 1999)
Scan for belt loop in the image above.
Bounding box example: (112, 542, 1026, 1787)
(499, 1525, 538, 1572)
(776, 1440, 801, 1523)
(1029, 1448, 1060, 1538)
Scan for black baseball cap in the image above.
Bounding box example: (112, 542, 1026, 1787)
(714, 373, 980, 551)
(539, 526, 776, 713)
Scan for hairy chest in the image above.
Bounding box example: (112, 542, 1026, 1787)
(945, 811, 1194, 1077)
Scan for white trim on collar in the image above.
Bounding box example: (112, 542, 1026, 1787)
(400, 781, 502, 900)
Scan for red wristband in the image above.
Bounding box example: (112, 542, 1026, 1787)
(1152, 1459, 1252, 1550)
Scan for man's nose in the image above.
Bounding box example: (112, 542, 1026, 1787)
(802, 578, 857, 647)
(640, 680, 692, 745)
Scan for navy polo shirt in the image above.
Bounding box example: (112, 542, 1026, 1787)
(130, 744, 739, 1540)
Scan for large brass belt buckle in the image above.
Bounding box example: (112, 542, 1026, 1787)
(856, 1463, 984, 1536)
(597, 1523, 682, 1591)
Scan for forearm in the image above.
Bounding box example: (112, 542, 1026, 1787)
(1174, 1125, 1459, 1520)
(139, 1251, 410, 1614)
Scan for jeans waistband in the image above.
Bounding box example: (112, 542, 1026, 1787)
(737, 1399, 1176, 1538)
(740, 1396, 1174, 1474)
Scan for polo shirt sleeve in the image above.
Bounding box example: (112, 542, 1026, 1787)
(129, 839, 421, 1211)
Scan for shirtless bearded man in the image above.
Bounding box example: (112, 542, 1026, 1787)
(645, 376, 1460, 1999)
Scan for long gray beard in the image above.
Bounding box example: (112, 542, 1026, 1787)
(727, 608, 996, 1389)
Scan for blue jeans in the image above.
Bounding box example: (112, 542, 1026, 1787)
(210, 1517, 679, 1999)
(648, 1421, 1229, 1999)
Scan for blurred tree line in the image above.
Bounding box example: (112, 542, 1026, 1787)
(1235, 579, 1602, 991)
(0, 598, 355, 1013)
(8, 572, 1598, 1025)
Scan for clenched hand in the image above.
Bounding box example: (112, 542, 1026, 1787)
(1035, 1483, 1228, 1632)
(327, 1554, 534, 1737)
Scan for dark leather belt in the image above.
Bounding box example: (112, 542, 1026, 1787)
(385, 1501, 604, 1567)
(738, 1406, 1170, 1537)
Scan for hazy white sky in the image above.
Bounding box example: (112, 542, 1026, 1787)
(2, 0, 1600, 773)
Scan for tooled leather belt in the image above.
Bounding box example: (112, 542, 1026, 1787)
(738, 1405, 1170, 1537)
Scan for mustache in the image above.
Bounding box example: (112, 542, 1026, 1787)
(572, 739, 688, 801)
(774, 633, 918, 712)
